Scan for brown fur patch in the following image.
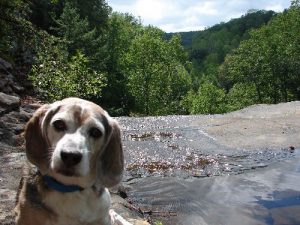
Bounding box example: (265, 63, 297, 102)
(74, 106, 90, 127)
(15, 168, 56, 225)
(25, 104, 60, 172)
(98, 120, 124, 187)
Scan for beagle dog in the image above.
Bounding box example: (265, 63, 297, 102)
(15, 98, 132, 225)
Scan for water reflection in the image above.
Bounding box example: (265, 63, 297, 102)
(126, 151, 300, 225)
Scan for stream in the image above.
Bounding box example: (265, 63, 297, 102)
(118, 115, 300, 225)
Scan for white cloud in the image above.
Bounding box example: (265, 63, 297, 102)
(185, 2, 219, 16)
(107, 0, 291, 32)
(132, 0, 176, 22)
(266, 3, 286, 12)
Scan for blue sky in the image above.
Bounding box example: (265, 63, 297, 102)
(106, 0, 291, 32)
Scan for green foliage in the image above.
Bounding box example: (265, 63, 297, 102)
(53, 1, 108, 71)
(2, 0, 298, 116)
(183, 82, 226, 114)
(54, 2, 97, 56)
(70, 0, 111, 32)
(124, 27, 191, 115)
(0, 0, 38, 62)
(27, 0, 110, 72)
(29, 0, 110, 34)
(101, 12, 141, 115)
(29, 37, 106, 101)
(23, 0, 110, 103)
(0, 0, 18, 56)
(222, 2, 300, 104)
(226, 83, 257, 111)
(176, 10, 275, 86)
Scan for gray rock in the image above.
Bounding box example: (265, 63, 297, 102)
(0, 58, 13, 73)
(0, 108, 31, 146)
(0, 106, 6, 116)
(12, 83, 25, 94)
(0, 58, 26, 96)
(0, 78, 9, 89)
(0, 152, 25, 225)
(0, 92, 20, 116)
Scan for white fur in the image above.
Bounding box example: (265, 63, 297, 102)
(44, 188, 111, 225)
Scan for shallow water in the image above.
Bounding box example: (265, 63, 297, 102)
(126, 152, 300, 225)
(118, 116, 300, 225)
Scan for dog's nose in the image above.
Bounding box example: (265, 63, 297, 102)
(60, 151, 82, 167)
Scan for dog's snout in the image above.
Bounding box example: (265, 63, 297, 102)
(60, 151, 82, 167)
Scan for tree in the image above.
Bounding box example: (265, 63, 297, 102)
(221, 2, 300, 104)
(226, 83, 257, 111)
(101, 12, 141, 115)
(188, 10, 275, 86)
(125, 27, 191, 115)
(28, 0, 59, 32)
(29, 36, 106, 101)
(0, 0, 39, 65)
(267, 1, 300, 100)
(29, 0, 111, 35)
(54, 2, 97, 56)
(184, 82, 226, 114)
(70, 0, 111, 33)
(222, 36, 272, 103)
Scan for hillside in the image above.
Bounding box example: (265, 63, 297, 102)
(166, 10, 275, 78)
(1, 1, 299, 117)
(166, 10, 275, 48)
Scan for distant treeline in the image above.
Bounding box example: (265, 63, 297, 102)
(1, 0, 299, 116)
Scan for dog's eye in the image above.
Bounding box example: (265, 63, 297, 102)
(89, 127, 102, 138)
(53, 120, 67, 131)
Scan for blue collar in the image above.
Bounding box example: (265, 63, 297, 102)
(42, 175, 84, 193)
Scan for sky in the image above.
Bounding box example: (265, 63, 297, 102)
(106, 0, 291, 32)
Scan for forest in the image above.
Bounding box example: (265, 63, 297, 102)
(0, 0, 299, 116)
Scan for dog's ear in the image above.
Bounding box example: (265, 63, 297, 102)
(98, 120, 124, 187)
(25, 104, 59, 173)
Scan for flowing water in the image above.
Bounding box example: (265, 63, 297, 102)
(117, 115, 300, 225)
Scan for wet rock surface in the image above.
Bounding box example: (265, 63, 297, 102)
(119, 102, 300, 180)
(118, 102, 300, 225)
(126, 155, 300, 225)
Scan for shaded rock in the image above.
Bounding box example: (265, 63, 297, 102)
(0, 58, 12, 73)
(0, 93, 20, 116)
(0, 107, 30, 147)
(12, 83, 25, 94)
(21, 103, 41, 114)
(0, 152, 25, 225)
(0, 58, 27, 96)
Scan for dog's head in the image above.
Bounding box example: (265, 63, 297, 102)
(24, 98, 123, 188)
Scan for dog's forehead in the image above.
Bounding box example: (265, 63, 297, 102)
(54, 98, 108, 125)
